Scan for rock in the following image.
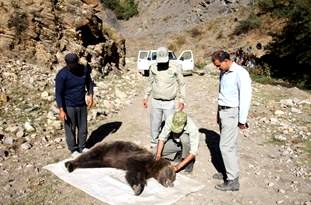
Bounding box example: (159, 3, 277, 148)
(280, 99, 294, 107)
(3, 136, 14, 145)
(47, 119, 62, 130)
(291, 107, 302, 114)
(6, 125, 19, 133)
(40, 91, 49, 100)
(267, 182, 274, 187)
(274, 135, 287, 141)
(274, 110, 285, 115)
(24, 122, 35, 132)
(47, 111, 57, 120)
(16, 129, 25, 138)
(270, 118, 279, 124)
(54, 137, 63, 143)
(20, 142, 32, 150)
(0, 149, 9, 158)
(0, 91, 9, 105)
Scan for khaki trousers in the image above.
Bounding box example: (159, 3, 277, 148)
(219, 107, 239, 180)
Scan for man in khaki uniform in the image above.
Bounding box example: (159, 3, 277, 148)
(155, 111, 200, 173)
(143, 47, 186, 148)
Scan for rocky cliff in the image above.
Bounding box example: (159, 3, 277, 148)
(0, 0, 125, 73)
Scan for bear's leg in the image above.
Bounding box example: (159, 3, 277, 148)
(125, 170, 146, 195)
(64, 160, 105, 172)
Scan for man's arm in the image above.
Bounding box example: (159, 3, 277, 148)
(155, 115, 173, 160)
(85, 66, 94, 108)
(55, 71, 66, 121)
(237, 68, 252, 127)
(155, 140, 164, 160)
(176, 64, 186, 110)
(174, 153, 195, 172)
(174, 118, 200, 172)
(143, 65, 155, 108)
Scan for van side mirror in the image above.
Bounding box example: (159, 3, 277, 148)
(180, 57, 184, 61)
(147, 57, 151, 60)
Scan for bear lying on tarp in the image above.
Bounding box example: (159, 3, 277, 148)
(65, 140, 176, 195)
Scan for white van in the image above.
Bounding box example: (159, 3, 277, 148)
(137, 50, 194, 76)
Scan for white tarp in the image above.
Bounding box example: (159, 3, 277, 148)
(44, 159, 205, 205)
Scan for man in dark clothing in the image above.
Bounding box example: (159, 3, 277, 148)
(55, 53, 94, 156)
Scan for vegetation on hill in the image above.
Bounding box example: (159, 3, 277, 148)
(238, 0, 311, 89)
(101, 0, 138, 20)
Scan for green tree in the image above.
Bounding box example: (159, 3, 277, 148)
(101, 0, 138, 20)
(257, 0, 311, 89)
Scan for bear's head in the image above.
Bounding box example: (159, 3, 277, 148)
(152, 159, 176, 187)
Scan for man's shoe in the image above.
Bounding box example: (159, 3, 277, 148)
(71, 151, 81, 158)
(82, 148, 89, 153)
(215, 178, 240, 191)
(212, 173, 224, 180)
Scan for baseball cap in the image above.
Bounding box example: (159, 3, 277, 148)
(171, 111, 187, 133)
(65, 53, 79, 64)
(156, 47, 169, 63)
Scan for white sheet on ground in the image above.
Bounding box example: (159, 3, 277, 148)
(44, 159, 205, 205)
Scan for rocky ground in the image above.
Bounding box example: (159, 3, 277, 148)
(0, 58, 310, 205)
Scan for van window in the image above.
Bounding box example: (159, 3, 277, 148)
(180, 51, 192, 60)
(139, 52, 148, 59)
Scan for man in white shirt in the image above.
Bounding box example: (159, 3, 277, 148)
(211, 50, 252, 191)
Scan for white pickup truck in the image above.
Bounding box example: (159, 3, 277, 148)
(137, 50, 194, 76)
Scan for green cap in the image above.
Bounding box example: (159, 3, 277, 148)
(171, 111, 187, 133)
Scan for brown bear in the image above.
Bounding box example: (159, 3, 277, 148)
(64, 140, 176, 195)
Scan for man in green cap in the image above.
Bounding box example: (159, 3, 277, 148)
(155, 111, 200, 173)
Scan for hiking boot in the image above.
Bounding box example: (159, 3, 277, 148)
(212, 173, 224, 180)
(215, 178, 240, 191)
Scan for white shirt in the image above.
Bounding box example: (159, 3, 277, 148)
(218, 62, 252, 124)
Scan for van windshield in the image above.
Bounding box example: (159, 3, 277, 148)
(149, 51, 177, 60)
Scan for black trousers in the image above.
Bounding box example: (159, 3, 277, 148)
(64, 106, 87, 152)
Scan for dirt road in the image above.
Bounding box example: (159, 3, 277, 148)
(2, 64, 311, 205)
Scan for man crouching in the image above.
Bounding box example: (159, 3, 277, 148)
(155, 111, 200, 173)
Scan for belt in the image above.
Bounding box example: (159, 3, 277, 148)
(218, 105, 233, 110)
(154, 98, 174, 101)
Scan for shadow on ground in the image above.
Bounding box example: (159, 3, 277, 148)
(199, 128, 227, 180)
(86, 121, 122, 148)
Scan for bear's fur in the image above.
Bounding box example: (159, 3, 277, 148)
(64, 141, 176, 195)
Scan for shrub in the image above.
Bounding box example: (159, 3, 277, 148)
(8, 10, 28, 42)
(232, 13, 261, 35)
(175, 36, 186, 47)
(189, 27, 203, 38)
(101, 0, 138, 20)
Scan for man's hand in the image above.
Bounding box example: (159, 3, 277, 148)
(155, 154, 161, 161)
(143, 99, 148, 108)
(173, 164, 180, 172)
(59, 108, 67, 121)
(238, 122, 249, 129)
(177, 102, 185, 111)
(87, 95, 94, 109)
